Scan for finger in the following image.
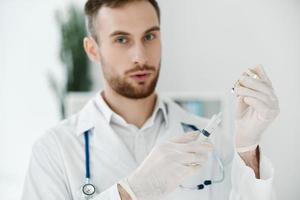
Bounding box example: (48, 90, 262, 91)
(179, 151, 210, 166)
(235, 96, 249, 119)
(251, 64, 273, 87)
(246, 68, 259, 79)
(242, 96, 269, 112)
(243, 96, 280, 120)
(235, 86, 273, 105)
(238, 75, 275, 97)
(172, 140, 213, 153)
(169, 132, 199, 144)
(181, 162, 202, 176)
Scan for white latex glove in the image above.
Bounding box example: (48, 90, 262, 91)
(119, 131, 213, 200)
(233, 64, 280, 152)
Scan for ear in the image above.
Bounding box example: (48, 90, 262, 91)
(83, 37, 101, 63)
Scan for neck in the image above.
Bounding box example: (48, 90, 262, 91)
(101, 87, 157, 128)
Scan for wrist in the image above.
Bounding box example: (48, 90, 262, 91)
(117, 184, 132, 200)
(238, 146, 260, 178)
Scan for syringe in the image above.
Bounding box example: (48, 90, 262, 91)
(181, 112, 222, 141)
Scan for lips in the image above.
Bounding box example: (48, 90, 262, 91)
(130, 71, 151, 82)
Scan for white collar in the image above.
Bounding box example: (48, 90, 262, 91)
(95, 91, 169, 128)
(75, 90, 169, 136)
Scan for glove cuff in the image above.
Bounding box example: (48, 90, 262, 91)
(119, 178, 138, 200)
(236, 143, 258, 153)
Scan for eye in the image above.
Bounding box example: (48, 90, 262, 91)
(115, 36, 128, 44)
(144, 33, 156, 41)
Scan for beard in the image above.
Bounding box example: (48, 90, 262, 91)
(101, 59, 160, 99)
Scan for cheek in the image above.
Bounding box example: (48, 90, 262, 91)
(100, 45, 131, 74)
(101, 44, 124, 62)
(146, 42, 161, 66)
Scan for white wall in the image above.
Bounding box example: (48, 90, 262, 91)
(0, 0, 82, 199)
(157, 1, 300, 199)
(0, 0, 299, 199)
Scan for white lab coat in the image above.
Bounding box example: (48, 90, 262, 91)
(21, 93, 275, 200)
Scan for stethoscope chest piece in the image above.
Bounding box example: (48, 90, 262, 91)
(82, 183, 96, 196)
(81, 129, 97, 198)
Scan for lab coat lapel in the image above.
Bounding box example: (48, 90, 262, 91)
(76, 97, 137, 177)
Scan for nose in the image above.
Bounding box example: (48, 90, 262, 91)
(131, 42, 148, 66)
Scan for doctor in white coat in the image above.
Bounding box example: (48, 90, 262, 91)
(21, 0, 280, 199)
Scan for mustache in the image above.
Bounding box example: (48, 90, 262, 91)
(125, 64, 156, 74)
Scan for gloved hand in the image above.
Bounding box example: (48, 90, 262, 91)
(119, 131, 213, 200)
(232, 64, 280, 152)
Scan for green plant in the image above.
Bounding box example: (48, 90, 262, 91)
(48, 4, 92, 118)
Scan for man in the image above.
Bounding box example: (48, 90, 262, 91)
(22, 0, 280, 199)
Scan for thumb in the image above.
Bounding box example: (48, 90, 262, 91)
(170, 131, 199, 144)
(236, 96, 248, 119)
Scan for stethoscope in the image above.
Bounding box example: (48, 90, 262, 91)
(81, 118, 224, 197)
(81, 129, 96, 197)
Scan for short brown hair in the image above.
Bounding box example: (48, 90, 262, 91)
(84, 0, 160, 42)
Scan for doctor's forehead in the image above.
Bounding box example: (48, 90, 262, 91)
(94, 1, 160, 37)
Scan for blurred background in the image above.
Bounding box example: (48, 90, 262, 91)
(1, 0, 300, 199)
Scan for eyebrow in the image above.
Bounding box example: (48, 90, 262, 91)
(109, 26, 160, 37)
